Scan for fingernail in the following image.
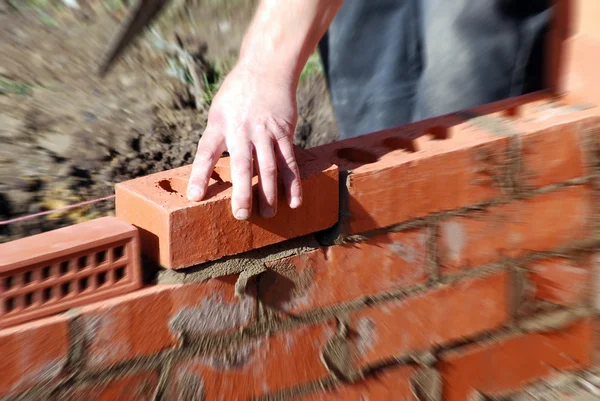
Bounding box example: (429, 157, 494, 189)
(187, 185, 203, 201)
(290, 196, 302, 209)
(261, 207, 275, 218)
(235, 208, 250, 220)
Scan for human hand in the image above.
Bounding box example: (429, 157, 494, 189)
(186, 65, 302, 220)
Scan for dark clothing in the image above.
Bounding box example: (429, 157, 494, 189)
(319, 0, 551, 139)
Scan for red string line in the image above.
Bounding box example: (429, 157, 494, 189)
(0, 195, 116, 226)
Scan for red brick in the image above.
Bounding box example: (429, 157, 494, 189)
(80, 276, 255, 368)
(519, 123, 586, 188)
(167, 322, 335, 401)
(115, 147, 339, 269)
(62, 372, 159, 401)
(348, 271, 509, 367)
(0, 216, 142, 329)
(299, 365, 417, 401)
(439, 318, 594, 401)
(527, 257, 590, 307)
(564, 35, 600, 106)
(311, 114, 511, 234)
(261, 230, 428, 314)
(438, 186, 593, 274)
(0, 315, 70, 397)
(573, 0, 600, 39)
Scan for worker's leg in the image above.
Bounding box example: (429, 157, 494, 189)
(318, 0, 423, 139)
(412, 0, 550, 122)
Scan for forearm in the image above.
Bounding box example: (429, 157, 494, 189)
(237, 0, 343, 87)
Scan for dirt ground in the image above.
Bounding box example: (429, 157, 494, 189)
(0, 0, 337, 243)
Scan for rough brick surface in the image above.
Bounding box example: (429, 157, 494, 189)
(527, 257, 590, 307)
(439, 319, 594, 401)
(348, 272, 509, 367)
(438, 186, 593, 274)
(166, 322, 335, 401)
(0, 216, 142, 329)
(115, 147, 339, 269)
(261, 230, 428, 315)
(518, 123, 586, 189)
(300, 366, 417, 400)
(0, 315, 70, 397)
(314, 117, 511, 234)
(80, 276, 254, 368)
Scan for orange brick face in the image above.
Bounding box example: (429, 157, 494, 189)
(343, 125, 511, 234)
(527, 257, 590, 306)
(438, 186, 593, 273)
(116, 147, 339, 269)
(167, 322, 335, 401)
(518, 123, 585, 189)
(261, 230, 428, 314)
(299, 365, 417, 401)
(0, 315, 70, 397)
(0, 216, 142, 329)
(81, 276, 255, 368)
(439, 319, 594, 401)
(348, 272, 509, 368)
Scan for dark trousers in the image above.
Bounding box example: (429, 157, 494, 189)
(319, 0, 551, 139)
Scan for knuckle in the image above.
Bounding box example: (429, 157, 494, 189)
(235, 195, 252, 207)
(260, 163, 278, 178)
(271, 120, 294, 142)
(230, 155, 252, 174)
(194, 148, 218, 164)
(282, 157, 299, 174)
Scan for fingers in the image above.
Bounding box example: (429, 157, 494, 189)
(227, 136, 254, 220)
(254, 138, 278, 218)
(187, 126, 226, 202)
(274, 135, 302, 209)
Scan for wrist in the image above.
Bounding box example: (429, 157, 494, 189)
(235, 50, 301, 91)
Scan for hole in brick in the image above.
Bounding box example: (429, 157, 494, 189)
(4, 276, 14, 290)
(5, 298, 15, 313)
(60, 261, 70, 275)
(158, 179, 177, 194)
(382, 137, 417, 152)
(115, 267, 126, 282)
(427, 126, 449, 140)
(336, 148, 379, 164)
(97, 272, 107, 287)
(60, 282, 72, 297)
(79, 277, 89, 291)
(42, 266, 51, 280)
(23, 271, 33, 285)
(24, 293, 34, 307)
(42, 287, 53, 302)
(114, 246, 125, 260)
(96, 250, 107, 265)
(77, 256, 88, 270)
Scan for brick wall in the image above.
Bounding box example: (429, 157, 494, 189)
(1, 91, 599, 401)
(2, 2, 600, 400)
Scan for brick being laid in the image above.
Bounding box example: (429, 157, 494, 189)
(310, 91, 600, 236)
(115, 146, 339, 269)
(0, 216, 142, 329)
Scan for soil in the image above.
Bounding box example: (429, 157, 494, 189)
(0, 0, 337, 243)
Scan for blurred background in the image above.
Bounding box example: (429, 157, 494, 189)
(0, 0, 338, 243)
